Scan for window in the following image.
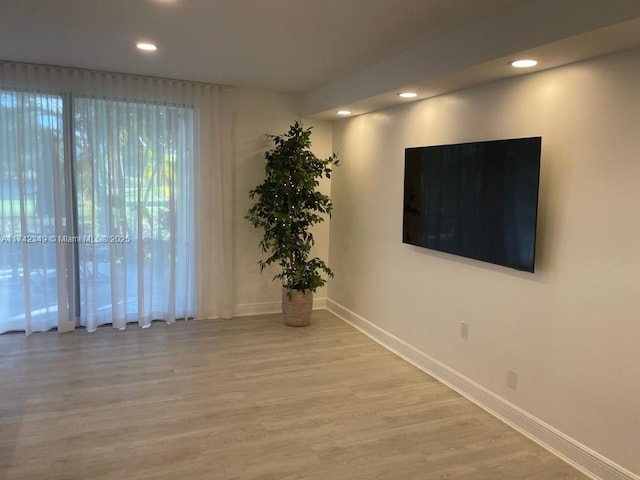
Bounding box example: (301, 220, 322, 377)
(1, 62, 234, 335)
(73, 97, 195, 328)
(0, 89, 196, 333)
(0, 90, 66, 333)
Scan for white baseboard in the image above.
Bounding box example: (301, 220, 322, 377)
(327, 299, 639, 480)
(235, 301, 281, 317)
(235, 297, 327, 317)
(313, 297, 327, 310)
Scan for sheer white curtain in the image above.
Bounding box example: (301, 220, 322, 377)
(0, 89, 76, 335)
(0, 62, 234, 334)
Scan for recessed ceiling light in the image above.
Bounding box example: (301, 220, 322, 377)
(511, 59, 537, 68)
(136, 42, 158, 52)
(398, 92, 418, 98)
(337, 110, 351, 116)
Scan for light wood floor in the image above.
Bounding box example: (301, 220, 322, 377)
(0, 310, 588, 480)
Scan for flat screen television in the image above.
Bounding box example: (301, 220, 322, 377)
(403, 137, 541, 272)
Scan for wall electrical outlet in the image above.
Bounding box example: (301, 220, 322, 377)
(460, 321, 470, 340)
(507, 370, 518, 390)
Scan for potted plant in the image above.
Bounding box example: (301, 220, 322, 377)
(246, 120, 339, 326)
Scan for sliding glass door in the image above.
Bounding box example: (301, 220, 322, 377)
(0, 88, 195, 334)
(0, 90, 73, 334)
(74, 97, 195, 331)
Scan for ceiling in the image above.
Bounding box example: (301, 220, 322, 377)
(1, 0, 640, 118)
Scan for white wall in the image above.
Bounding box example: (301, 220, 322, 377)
(328, 48, 640, 476)
(233, 88, 333, 315)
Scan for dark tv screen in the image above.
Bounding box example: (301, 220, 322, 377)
(403, 137, 541, 272)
